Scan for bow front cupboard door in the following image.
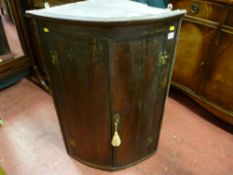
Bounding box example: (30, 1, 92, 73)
(27, 0, 185, 170)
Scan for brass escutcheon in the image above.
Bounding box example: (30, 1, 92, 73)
(111, 113, 121, 147)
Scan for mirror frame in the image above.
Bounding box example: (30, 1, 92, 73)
(0, 0, 31, 81)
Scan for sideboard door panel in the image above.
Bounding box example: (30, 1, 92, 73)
(42, 32, 112, 167)
(172, 21, 217, 92)
(110, 32, 166, 166)
(204, 32, 233, 111)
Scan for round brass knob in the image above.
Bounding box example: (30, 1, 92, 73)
(191, 3, 200, 14)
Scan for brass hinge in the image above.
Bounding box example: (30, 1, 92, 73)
(50, 50, 59, 66)
(159, 51, 169, 66)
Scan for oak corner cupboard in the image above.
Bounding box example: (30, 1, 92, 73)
(27, 0, 185, 170)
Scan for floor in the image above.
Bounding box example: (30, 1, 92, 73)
(0, 79, 232, 175)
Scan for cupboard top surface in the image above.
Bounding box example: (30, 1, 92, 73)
(26, 0, 185, 23)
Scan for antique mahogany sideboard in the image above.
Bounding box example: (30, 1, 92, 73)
(170, 0, 233, 124)
(27, 0, 185, 170)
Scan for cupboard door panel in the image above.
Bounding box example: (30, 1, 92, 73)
(172, 21, 217, 91)
(204, 32, 233, 111)
(42, 32, 112, 167)
(110, 32, 166, 166)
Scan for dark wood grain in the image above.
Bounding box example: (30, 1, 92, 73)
(26, 18, 49, 83)
(110, 32, 167, 166)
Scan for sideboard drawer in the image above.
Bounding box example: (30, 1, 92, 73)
(171, 0, 225, 23)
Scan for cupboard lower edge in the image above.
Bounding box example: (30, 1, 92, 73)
(68, 150, 157, 171)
